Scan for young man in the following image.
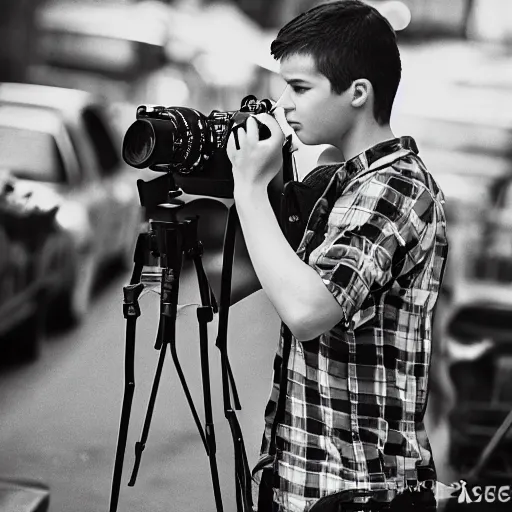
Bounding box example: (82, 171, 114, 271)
(227, 1, 448, 511)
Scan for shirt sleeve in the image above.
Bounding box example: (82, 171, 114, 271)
(308, 169, 435, 322)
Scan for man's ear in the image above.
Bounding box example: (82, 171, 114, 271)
(351, 79, 372, 108)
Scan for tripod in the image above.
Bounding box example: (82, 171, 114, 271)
(108, 173, 253, 512)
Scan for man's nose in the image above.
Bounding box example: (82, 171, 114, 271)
(273, 86, 294, 111)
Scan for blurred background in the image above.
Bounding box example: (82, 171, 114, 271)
(2, 0, 512, 511)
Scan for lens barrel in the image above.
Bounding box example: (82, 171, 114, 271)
(122, 118, 177, 169)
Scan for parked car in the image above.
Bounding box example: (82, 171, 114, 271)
(0, 83, 143, 326)
(0, 172, 71, 361)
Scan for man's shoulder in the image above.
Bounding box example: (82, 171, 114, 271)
(357, 153, 443, 201)
(338, 162, 440, 219)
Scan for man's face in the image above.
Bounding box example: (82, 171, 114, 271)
(275, 53, 354, 147)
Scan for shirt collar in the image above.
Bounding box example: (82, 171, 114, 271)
(343, 136, 419, 181)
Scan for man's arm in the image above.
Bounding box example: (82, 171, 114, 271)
(228, 114, 343, 340)
(234, 185, 345, 341)
(235, 169, 433, 342)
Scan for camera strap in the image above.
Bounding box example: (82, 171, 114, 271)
(216, 203, 253, 512)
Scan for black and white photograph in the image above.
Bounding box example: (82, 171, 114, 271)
(1, 1, 512, 511)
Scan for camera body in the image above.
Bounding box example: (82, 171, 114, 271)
(122, 95, 273, 199)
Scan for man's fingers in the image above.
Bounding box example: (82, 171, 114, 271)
(270, 107, 293, 136)
(229, 114, 283, 155)
(226, 131, 237, 158)
(254, 113, 283, 138)
(245, 116, 259, 141)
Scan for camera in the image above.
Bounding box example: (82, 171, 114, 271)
(122, 95, 274, 199)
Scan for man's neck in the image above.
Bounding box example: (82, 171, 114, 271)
(339, 119, 395, 163)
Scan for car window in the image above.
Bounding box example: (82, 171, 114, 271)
(0, 126, 66, 183)
(82, 106, 120, 175)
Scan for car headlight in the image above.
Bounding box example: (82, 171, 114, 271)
(54, 201, 92, 251)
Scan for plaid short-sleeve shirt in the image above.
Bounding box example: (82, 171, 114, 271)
(253, 137, 448, 512)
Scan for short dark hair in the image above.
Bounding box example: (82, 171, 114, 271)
(271, 0, 401, 125)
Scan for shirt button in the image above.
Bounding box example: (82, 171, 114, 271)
(352, 432, 359, 442)
(288, 214, 299, 223)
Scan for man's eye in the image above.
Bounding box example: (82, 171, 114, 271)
(292, 86, 308, 94)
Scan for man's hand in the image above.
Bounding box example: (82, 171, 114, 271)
(227, 113, 285, 191)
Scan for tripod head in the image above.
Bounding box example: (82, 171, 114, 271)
(136, 166, 186, 221)
(149, 216, 203, 271)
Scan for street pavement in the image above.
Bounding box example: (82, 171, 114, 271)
(0, 265, 281, 512)
(0, 265, 454, 512)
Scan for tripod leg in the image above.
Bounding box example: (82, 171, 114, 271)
(129, 233, 151, 286)
(128, 325, 167, 487)
(108, 281, 144, 511)
(129, 256, 184, 486)
(129, 258, 208, 485)
(127, 223, 211, 492)
(162, 257, 209, 453)
(168, 337, 208, 452)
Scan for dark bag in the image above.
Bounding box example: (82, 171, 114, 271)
(279, 164, 339, 251)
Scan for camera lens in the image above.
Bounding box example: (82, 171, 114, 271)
(122, 120, 156, 169)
